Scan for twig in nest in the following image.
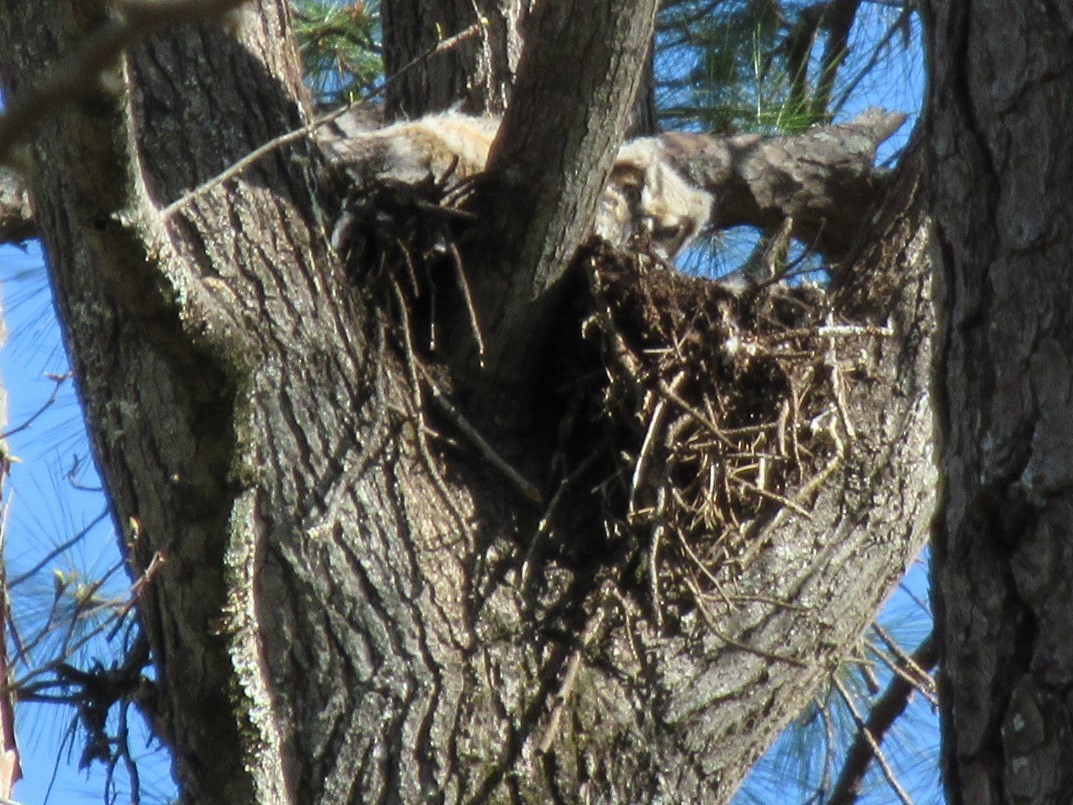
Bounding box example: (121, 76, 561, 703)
(655, 378, 734, 448)
(648, 486, 668, 630)
(610, 589, 652, 682)
(775, 395, 791, 462)
(593, 310, 645, 394)
(521, 448, 602, 587)
(441, 172, 483, 208)
(794, 409, 844, 504)
(537, 609, 606, 753)
(391, 236, 421, 297)
(761, 322, 895, 344)
(629, 373, 684, 518)
(419, 368, 543, 505)
(413, 198, 478, 221)
(447, 242, 486, 366)
(421, 257, 437, 351)
(676, 530, 733, 611)
(733, 476, 814, 520)
(826, 347, 859, 441)
(388, 275, 474, 541)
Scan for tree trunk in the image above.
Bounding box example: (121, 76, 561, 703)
(380, 0, 656, 135)
(382, 0, 533, 118)
(925, 3, 1073, 803)
(0, 2, 936, 802)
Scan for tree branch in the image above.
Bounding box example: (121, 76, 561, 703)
(827, 632, 939, 805)
(663, 108, 906, 263)
(814, 0, 864, 118)
(453, 0, 660, 395)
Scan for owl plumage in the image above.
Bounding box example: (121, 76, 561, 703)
(320, 111, 714, 260)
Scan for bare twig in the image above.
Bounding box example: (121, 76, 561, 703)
(387, 275, 474, 541)
(161, 98, 355, 219)
(8, 509, 110, 589)
(521, 448, 601, 586)
(761, 323, 895, 344)
(447, 242, 485, 365)
(161, 19, 487, 219)
(828, 634, 936, 805)
(0, 371, 72, 440)
(537, 609, 605, 753)
(655, 375, 733, 448)
(871, 623, 937, 700)
(66, 454, 104, 493)
(630, 374, 683, 516)
(420, 368, 542, 505)
(646, 485, 669, 629)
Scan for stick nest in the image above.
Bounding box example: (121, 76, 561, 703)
(333, 176, 889, 624)
(558, 244, 878, 621)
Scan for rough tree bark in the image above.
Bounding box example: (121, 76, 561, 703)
(0, 1, 935, 802)
(925, 3, 1073, 803)
(382, 0, 532, 119)
(381, 0, 655, 134)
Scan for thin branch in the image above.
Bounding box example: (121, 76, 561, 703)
(521, 447, 602, 587)
(871, 622, 936, 697)
(831, 675, 913, 805)
(828, 632, 938, 805)
(162, 19, 487, 219)
(10, 562, 152, 693)
(8, 509, 111, 589)
(7, 510, 111, 592)
(0, 371, 71, 440)
(814, 0, 865, 119)
(420, 368, 543, 505)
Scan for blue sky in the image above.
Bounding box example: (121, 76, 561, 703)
(0, 243, 175, 804)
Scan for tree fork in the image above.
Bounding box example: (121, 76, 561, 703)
(0, 2, 939, 802)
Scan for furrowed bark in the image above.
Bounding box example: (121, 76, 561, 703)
(0, 2, 327, 800)
(451, 0, 660, 398)
(925, 2, 1073, 802)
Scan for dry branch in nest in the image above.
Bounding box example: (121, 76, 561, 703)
(333, 174, 893, 629)
(552, 245, 893, 626)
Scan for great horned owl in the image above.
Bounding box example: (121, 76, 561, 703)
(321, 112, 498, 185)
(600, 137, 713, 259)
(320, 112, 713, 261)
